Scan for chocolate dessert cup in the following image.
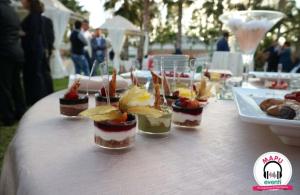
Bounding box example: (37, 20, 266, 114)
(60, 96, 89, 117)
(95, 93, 120, 107)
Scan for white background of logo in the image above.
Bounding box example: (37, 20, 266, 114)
(253, 152, 292, 186)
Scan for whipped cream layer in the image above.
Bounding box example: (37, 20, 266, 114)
(95, 127, 136, 141)
(172, 111, 202, 123)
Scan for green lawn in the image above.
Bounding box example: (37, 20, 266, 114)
(0, 77, 68, 172)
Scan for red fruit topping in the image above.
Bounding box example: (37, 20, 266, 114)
(64, 80, 80, 100)
(285, 94, 296, 100)
(187, 99, 200, 109)
(112, 112, 128, 123)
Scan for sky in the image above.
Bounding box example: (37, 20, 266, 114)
(77, 0, 300, 29)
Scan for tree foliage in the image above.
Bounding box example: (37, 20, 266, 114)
(58, 0, 87, 14)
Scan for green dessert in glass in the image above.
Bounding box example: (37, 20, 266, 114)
(138, 71, 172, 135)
(138, 106, 172, 134)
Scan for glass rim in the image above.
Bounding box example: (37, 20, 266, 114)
(219, 10, 286, 22)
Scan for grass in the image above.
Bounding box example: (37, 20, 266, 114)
(0, 77, 68, 172)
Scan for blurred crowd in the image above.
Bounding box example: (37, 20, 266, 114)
(0, 0, 111, 126)
(0, 0, 54, 126)
(70, 20, 109, 76)
(263, 41, 300, 73)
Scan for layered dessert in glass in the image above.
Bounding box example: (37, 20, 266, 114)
(60, 80, 88, 117)
(94, 113, 136, 149)
(81, 86, 163, 149)
(172, 97, 203, 128)
(138, 71, 173, 135)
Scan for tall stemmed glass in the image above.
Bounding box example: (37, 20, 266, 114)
(219, 10, 285, 77)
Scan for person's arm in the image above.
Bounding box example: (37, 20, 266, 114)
(91, 38, 98, 50)
(78, 32, 88, 46)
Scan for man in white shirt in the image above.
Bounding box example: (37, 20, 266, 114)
(82, 20, 92, 70)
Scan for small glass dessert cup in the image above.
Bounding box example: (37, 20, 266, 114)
(138, 106, 172, 136)
(94, 114, 136, 149)
(60, 80, 88, 117)
(95, 93, 120, 107)
(172, 98, 203, 128)
(60, 96, 89, 117)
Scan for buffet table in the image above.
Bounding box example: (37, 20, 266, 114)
(1, 91, 300, 195)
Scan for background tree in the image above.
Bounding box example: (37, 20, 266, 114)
(58, 0, 87, 13)
(104, 0, 158, 66)
(163, 0, 193, 50)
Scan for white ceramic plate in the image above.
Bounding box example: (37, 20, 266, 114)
(233, 87, 300, 146)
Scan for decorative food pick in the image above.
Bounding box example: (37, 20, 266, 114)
(109, 69, 117, 97)
(194, 78, 212, 103)
(150, 70, 178, 106)
(81, 86, 163, 149)
(60, 79, 89, 117)
(96, 69, 119, 106)
(171, 68, 204, 128)
(137, 70, 173, 135)
(130, 67, 139, 86)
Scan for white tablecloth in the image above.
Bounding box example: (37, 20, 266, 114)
(1, 91, 300, 195)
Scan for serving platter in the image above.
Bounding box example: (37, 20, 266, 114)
(233, 87, 300, 146)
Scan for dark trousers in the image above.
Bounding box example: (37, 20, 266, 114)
(267, 63, 278, 72)
(23, 50, 47, 106)
(84, 50, 92, 71)
(0, 57, 26, 123)
(43, 52, 54, 95)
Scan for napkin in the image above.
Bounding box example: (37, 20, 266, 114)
(68, 74, 129, 92)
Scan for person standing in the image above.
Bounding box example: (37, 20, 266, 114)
(21, 0, 47, 106)
(91, 28, 106, 66)
(279, 41, 293, 72)
(264, 41, 280, 72)
(216, 31, 230, 52)
(82, 19, 93, 70)
(42, 13, 55, 95)
(70, 20, 90, 76)
(0, 0, 27, 125)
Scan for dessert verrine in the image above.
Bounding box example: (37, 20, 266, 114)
(81, 86, 163, 149)
(95, 93, 120, 106)
(95, 69, 120, 107)
(60, 80, 88, 117)
(172, 97, 203, 128)
(94, 113, 136, 149)
(138, 72, 172, 135)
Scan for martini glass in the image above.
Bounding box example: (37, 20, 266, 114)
(219, 10, 285, 76)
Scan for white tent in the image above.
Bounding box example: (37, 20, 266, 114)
(43, 0, 72, 78)
(100, 15, 141, 72)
